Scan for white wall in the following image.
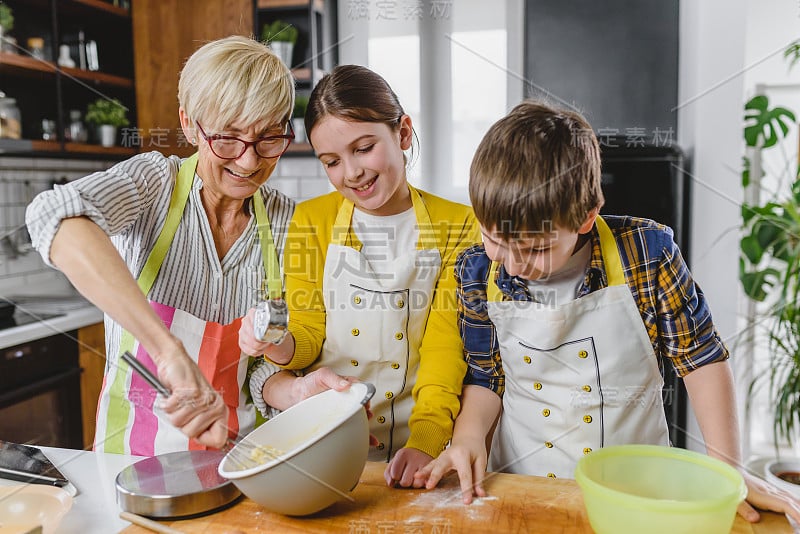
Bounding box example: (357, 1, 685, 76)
(677, 0, 747, 454)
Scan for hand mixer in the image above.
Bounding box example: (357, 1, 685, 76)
(120, 351, 277, 471)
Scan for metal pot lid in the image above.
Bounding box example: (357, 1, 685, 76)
(116, 449, 241, 519)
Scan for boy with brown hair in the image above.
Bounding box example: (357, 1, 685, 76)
(415, 100, 800, 523)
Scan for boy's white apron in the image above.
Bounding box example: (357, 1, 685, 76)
(309, 188, 441, 462)
(95, 153, 282, 456)
(486, 216, 669, 478)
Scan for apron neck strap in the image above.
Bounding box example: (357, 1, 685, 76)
(485, 215, 625, 300)
(330, 184, 439, 251)
(595, 215, 625, 287)
(136, 153, 282, 299)
(136, 153, 198, 296)
(487, 261, 503, 302)
(253, 192, 282, 299)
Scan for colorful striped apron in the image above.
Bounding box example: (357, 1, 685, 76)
(94, 153, 282, 456)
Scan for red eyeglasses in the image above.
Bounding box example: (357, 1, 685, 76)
(195, 121, 294, 159)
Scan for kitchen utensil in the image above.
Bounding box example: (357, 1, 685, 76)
(119, 511, 184, 534)
(765, 458, 800, 498)
(575, 444, 746, 534)
(119, 351, 262, 470)
(115, 449, 241, 519)
(252, 298, 288, 344)
(218, 381, 375, 516)
(0, 485, 73, 534)
(0, 440, 74, 495)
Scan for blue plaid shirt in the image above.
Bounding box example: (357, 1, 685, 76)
(457, 215, 729, 395)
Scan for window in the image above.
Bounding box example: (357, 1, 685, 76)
(338, 0, 524, 203)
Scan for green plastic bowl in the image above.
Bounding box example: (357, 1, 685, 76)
(575, 445, 746, 534)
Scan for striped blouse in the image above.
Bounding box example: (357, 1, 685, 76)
(25, 151, 294, 407)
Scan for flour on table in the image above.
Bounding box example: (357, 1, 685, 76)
(407, 489, 499, 519)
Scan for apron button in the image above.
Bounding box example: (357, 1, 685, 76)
(394, 332, 404, 340)
(578, 350, 588, 358)
(542, 409, 550, 417)
(397, 299, 405, 308)
(533, 382, 542, 391)
(583, 415, 593, 423)
(523, 355, 531, 364)
(545, 441, 553, 448)
(547, 473, 556, 478)
(385, 391, 394, 399)
(582, 385, 592, 392)
(353, 296, 362, 305)
(377, 416, 386, 423)
(351, 328, 360, 336)
(377, 443, 385, 450)
(350, 359, 359, 366)
(391, 362, 400, 369)
(583, 447, 593, 455)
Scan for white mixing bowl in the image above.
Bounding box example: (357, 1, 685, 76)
(218, 382, 375, 516)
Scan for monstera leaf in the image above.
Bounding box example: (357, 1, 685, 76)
(744, 95, 796, 148)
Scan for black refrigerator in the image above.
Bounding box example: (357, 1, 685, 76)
(599, 139, 690, 449)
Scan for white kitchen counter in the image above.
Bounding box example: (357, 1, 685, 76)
(0, 446, 144, 533)
(0, 303, 104, 349)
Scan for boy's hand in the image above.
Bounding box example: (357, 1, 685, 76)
(384, 448, 433, 488)
(413, 442, 488, 504)
(738, 469, 800, 525)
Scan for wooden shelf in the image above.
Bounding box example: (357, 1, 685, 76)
(0, 53, 133, 88)
(284, 142, 314, 156)
(66, 0, 131, 17)
(0, 138, 135, 158)
(29, 140, 62, 152)
(64, 142, 137, 156)
(258, 0, 324, 10)
(291, 68, 326, 84)
(0, 52, 58, 77)
(60, 66, 134, 88)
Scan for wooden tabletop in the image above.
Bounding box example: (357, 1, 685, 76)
(122, 461, 793, 533)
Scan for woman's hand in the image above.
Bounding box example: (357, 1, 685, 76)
(155, 345, 228, 449)
(413, 440, 489, 504)
(737, 468, 800, 525)
(239, 307, 295, 364)
(263, 368, 378, 446)
(385, 448, 434, 488)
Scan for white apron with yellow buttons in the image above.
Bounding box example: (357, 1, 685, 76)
(486, 216, 669, 478)
(309, 189, 441, 462)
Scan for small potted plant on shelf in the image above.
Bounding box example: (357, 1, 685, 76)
(85, 97, 129, 147)
(0, 4, 14, 50)
(292, 94, 308, 144)
(261, 20, 298, 67)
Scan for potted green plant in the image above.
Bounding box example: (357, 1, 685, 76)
(292, 94, 309, 144)
(85, 98, 129, 147)
(261, 20, 298, 67)
(0, 4, 14, 48)
(740, 43, 800, 452)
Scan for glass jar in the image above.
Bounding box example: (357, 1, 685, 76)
(64, 109, 88, 143)
(0, 91, 22, 140)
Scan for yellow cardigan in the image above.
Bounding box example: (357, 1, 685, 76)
(280, 185, 481, 457)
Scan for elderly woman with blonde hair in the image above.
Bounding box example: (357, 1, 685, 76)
(26, 35, 297, 456)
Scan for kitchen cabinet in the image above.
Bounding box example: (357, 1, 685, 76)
(78, 321, 105, 449)
(131, 0, 253, 157)
(0, 0, 137, 159)
(255, 0, 338, 155)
